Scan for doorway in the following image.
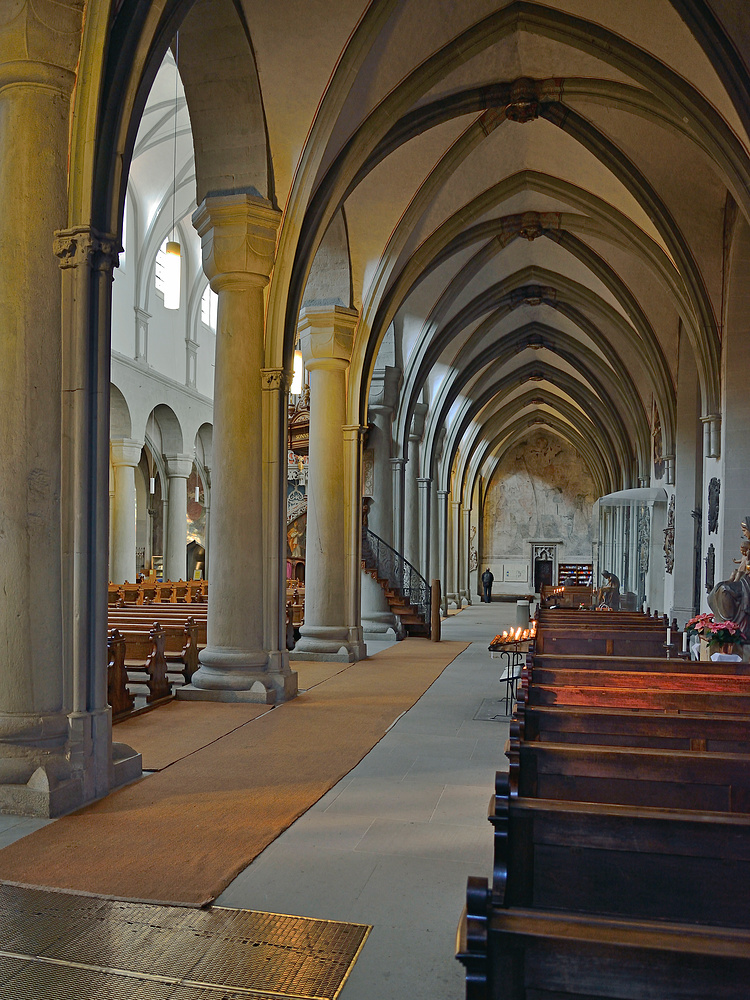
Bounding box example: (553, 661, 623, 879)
(534, 559, 553, 592)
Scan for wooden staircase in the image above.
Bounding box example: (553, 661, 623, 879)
(361, 528, 431, 638)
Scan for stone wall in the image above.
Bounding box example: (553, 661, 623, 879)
(481, 431, 597, 593)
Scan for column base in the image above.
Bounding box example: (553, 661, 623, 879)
(290, 625, 359, 662)
(183, 645, 297, 703)
(362, 610, 404, 641)
(348, 626, 368, 661)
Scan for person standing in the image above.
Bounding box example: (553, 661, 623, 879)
(481, 567, 494, 603)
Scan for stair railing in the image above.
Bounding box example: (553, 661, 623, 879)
(362, 526, 431, 632)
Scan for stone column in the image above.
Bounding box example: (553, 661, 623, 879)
(164, 454, 192, 581)
(292, 304, 360, 661)
(462, 506, 473, 604)
(438, 490, 449, 615)
(185, 194, 290, 702)
(0, 1, 120, 817)
(110, 439, 142, 583)
(361, 367, 401, 639)
(418, 477, 432, 581)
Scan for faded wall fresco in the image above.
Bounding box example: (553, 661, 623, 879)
(482, 431, 596, 572)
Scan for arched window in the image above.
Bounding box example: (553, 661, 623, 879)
(201, 284, 218, 330)
(154, 239, 169, 296)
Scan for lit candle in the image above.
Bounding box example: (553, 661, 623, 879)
(666, 627, 672, 646)
(682, 631, 688, 653)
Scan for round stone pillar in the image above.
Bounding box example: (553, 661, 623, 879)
(292, 305, 360, 661)
(361, 368, 401, 639)
(165, 454, 193, 581)
(418, 477, 432, 582)
(110, 439, 142, 584)
(185, 194, 293, 702)
(0, 2, 91, 815)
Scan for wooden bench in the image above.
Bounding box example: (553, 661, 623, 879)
(110, 624, 171, 705)
(458, 890, 750, 1000)
(488, 772, 750, 921)
(109, 608, 207, 648)
(515, 703, 750, 753)
(534, 628, 669, 657)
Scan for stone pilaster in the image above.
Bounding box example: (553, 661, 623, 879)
(135, 307, 150, 363)
(260, 367, 298, 695)
(165, 454, 193, 581)
(291, 304, 360, 661)
(462, 506, 473, 604)
(404, 402, 427, 572)
(391, 458, 406, 556)
(438, 490, 450, 615)
(418, 477, 432, 582)
(182, 193, 284, 702)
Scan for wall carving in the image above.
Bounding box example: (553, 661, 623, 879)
(706, 543, 716, 592)
(637, 504, 650, 577)
(663, 494, 675, 574)
(708, 477, 720, 534)
(482, 431, 596, 569)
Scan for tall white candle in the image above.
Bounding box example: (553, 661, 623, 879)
(682, 631, 689, 653)
(666, 627, 672, 646)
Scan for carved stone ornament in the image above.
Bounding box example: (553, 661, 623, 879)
(638, 503, 650, 577)
(54, 227, 120, 273)
(469, 525, 478, 572)
(505, 78, 540, 122)
(705, 543, 716, 593)
(261, 368, 289, 392)
(663, 494, 675, 574)
(708, 477, 720, 534)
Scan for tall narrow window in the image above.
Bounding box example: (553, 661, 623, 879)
(201, 284, 218, 330)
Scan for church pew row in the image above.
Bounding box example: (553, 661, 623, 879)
(108, 579, 207, 605)
(107, 619, 200, 719)
(109, 607, 207, 647)
(533, 652, 746, 673)
(456, 617, 750, 998)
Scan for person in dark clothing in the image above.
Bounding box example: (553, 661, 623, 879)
(481, 567, 494, 603)
(597, 570, 620, 609)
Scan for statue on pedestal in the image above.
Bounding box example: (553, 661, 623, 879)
(707, 517, 750, 638)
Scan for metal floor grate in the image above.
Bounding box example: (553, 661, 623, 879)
(0, 885, 370, 999)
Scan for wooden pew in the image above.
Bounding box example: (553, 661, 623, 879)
(534, 628, 668, 657)
(486, 772, 750, 925)
(515, 703, 750, 753)
(112, 624, 171, 704)
(107, 629, 135, 719)
(458, 888, 750, 1000)
(109, 607, 207, 648)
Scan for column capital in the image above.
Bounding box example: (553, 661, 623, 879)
(390, 457, 406, 470)
(298, 304, 357, 370)
(54, 226, 120, 273)
(417, 477, 432, 487)
(165, 454, 194, 479)
(368, 366, 402, 415)
(192, 194, 281, 290)
(409, 401, 429, 442)
(261, 368, 291, 392)
(110, 439, 142, 468)
(437, 489, 450, 500)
